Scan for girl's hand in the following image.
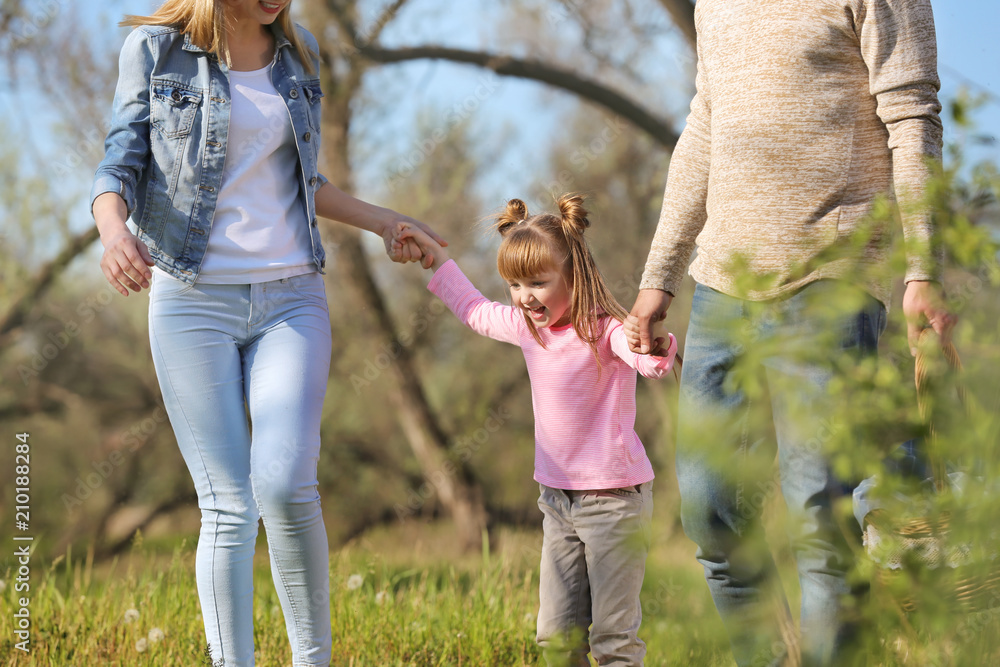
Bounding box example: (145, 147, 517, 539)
(382, 225, 423, 264)
(626, 289, 673, 354)
(382, 218, 448, 268)
(395, 223, 450, 271)
(100, 230, 155, 296)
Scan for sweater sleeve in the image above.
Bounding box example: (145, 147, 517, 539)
(427, 260, 523, 346)
(640, 10, 712, 296)
(856, 0, 943, 283)
(609, 323, 677, 379)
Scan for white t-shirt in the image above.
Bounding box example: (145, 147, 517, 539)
(197, 63, 313, 283)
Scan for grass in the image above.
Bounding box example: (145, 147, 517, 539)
(1, 521, 999, 666)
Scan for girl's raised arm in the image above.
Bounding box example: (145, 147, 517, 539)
(398, 224, 523, 346)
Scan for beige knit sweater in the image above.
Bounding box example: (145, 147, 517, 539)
(640, 0, 943, 307)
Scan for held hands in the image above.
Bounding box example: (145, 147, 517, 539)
(382, 218, 447, 269)
(626, 288, 674, 355)
(100, 230, 155, 296)
(902, 280, 957, 356)
(394, 223, 449, 271)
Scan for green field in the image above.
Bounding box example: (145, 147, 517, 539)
(3, 519, 999, 667)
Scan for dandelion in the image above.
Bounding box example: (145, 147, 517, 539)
(375, 590, 389, 605)
(148, 627, 165, 643)
(136, 637, 148, 653)
(124, 608, 140, 624)
(346, 574, 363, 591)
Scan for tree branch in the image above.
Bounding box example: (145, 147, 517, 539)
(365, 0, 410, 45)
(0, 226, 100, 343)
(354, 44, 680, 150)
(100, 490, 199, 558)
(656, 0, 696, 53)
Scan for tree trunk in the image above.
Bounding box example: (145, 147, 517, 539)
(310, 1, 488, 551)
(325, 226, 489, 551)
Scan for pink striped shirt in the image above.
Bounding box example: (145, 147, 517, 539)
(428, 260, 677, 490)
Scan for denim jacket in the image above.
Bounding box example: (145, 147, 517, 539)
(91, 22, 327, 283)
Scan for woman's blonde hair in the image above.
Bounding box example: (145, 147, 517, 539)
(121, 0, 315, 75)
(495, 193, 628, 365)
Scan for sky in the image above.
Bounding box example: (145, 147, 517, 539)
(1, 0, 998, 236)
(350, 0, 1000, 199)
(932, 1, 1000, 162)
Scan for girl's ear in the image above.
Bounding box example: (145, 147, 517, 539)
(496, 198, 529, 235)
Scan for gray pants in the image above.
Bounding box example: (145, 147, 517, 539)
(536, 482, 653, 666)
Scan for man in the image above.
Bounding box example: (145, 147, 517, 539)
(626, 1, 956, 665)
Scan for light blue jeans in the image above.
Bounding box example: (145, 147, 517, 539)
(149, 271, 333, 667)
(536, 482, 653, 666)
(676, 281, 885, 667)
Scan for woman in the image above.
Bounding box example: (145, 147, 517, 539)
(91, 1, 438, 664)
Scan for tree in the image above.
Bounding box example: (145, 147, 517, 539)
(1, 0, 700, 558)
(303, 0, 698, 551)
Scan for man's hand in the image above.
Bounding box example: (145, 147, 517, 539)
(626, 288, 674, 354)
(902, 280, 957, 356)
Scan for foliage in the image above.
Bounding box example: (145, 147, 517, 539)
(2, 524, 1000, 665)
(0, 1, 998, 663)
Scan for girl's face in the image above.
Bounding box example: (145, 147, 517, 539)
(225, 0, 288, 27)
(508, 267, 572, 329)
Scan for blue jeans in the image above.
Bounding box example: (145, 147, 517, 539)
(536, 483, 653, 666)
(149, 271, 333, 667)
(676, 281, 885, 667)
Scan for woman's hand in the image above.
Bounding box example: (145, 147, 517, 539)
(312, 182, 447, 267)
(381, 217, 447, 269)
(93, 191, 154, 296)
(100, 230, 155, 296)
(395, 223, 450, 271)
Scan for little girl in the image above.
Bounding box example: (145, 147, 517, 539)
(398, 194, 676, 666)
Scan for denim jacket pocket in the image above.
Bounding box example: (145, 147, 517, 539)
(150, 81, 204, 138)
(302, 81, 323, 130)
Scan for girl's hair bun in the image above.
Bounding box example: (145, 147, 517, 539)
(497, 198, 529, 235)
(557, 193, 589, 237)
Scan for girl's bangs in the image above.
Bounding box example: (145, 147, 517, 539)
(496, 229, 562, 281)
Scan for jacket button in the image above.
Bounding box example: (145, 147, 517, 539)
(309, 176, 318, 186)
(311, 219, 318, 228)
(171, 90, 182, 102)
(289, 88, 299, 99)
(303, 132, 311, 142)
